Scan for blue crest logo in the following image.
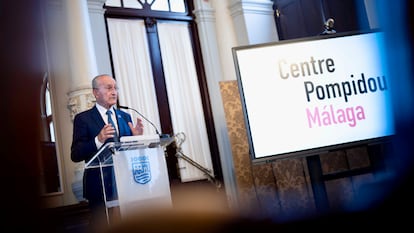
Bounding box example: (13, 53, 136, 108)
(131, 155, 151, 184)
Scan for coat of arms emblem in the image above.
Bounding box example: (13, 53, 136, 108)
(132, 155, 151, 184)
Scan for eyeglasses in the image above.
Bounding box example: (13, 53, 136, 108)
(94, 85, 119, 92)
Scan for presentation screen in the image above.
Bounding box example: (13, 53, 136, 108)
(233, 31, 395, 162)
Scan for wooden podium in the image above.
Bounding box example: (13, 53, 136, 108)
(85, 134, 174, 222)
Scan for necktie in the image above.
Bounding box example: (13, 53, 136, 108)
(106, 109, 119, 141)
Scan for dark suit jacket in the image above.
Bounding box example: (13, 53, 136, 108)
(71, 105, 133, 206)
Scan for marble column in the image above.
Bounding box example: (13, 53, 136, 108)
(229, 0, 278, 45)
(65, 0, 100, 120)
(193, 0, 239, 209)
(63, 0, 105, 201)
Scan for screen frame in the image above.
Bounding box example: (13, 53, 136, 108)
(232, 30, 395, 164)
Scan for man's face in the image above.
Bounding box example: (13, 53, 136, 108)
(93, 75, 118, 109)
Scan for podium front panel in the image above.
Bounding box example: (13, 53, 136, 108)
(113, 145, 172, 217)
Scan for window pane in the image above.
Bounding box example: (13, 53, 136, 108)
(105, 0, 186, 12)
(170, 0, 186, 13)
(124, 0, 143, 9)
(49, 122, 55, 142)
(105, 0, 121, 7)
(152, 0, 169, 11)
(46, 86, 52, 116)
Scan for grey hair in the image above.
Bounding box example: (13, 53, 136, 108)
(92, 74, 112, 89)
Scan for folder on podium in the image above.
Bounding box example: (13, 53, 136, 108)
(84, 134, 174, 219)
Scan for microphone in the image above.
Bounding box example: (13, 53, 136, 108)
(118, 105, 161, 136)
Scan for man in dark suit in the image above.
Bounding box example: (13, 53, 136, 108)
(71, 74, 144, 229)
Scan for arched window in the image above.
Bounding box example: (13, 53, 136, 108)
(39, 72, 61, 194)
(41, 73, 55, 142)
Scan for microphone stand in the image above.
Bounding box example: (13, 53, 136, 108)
(118, 105, 161, 136)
